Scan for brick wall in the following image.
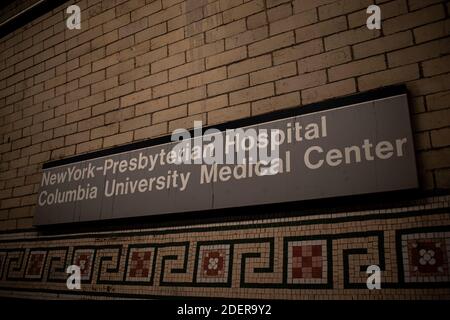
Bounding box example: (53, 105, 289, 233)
(0, 0, 449, 299)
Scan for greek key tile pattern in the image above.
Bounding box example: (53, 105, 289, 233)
(0, 196, 449, 299)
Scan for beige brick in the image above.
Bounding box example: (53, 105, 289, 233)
(414, 19, 450, 44)
(41, 136, 65, 151)
(44, 74, 67, 90)
(11, 137, 31, 150)
(13, 116, 32, 130)
(325, 26, 380, 51)
(57, 53, 79, 72)
(153, 78, 188, 98)
(76, 138, 103, 154)
(298, 47, 351, 74)
(119, 17, 148, 39)
(267, 3, 292, 22)
(318, 0, 372, 20)
(225, 26, 268, 50)
(414, 132, 431, 151)
(204, 1, 221, 17)
(247, 11, 267, 30)
(169, 33, 204, 55)
(185, 13, 222, 36)
(34, 88, 55, 104)
(248, 32, 294, 57)
(153, 105, 187, 123)
(410, 0, 444, 11)
(121, 88, 153, 107)
(104, 12, 131, 33)
(151, 28, 185, 49)
(120, 66, 150, 84)
(106, 59, 135, 78)
(302, 79, 356, 104)
(105, 82, 135, 100)
(328, 55, 386, 82)
(92, 77, 119, 94)
(270, 9, 317, 36)
(205, 19, 247, 43)
(229, 83, 274, 105)
(79, 92, 105, 109)
(50, 145, 75, 160)
(54, 83, 78, 103)
(169, 59, 205, 81)
(273, 38, 323, 65)
(188, 94, 228, 115)
(65, 131, 90, 146)
(148, 3, 183, 27)
(353, 31, 414, 59)
(78, 115, 105, 132)
(295, 16, 347, 43)
(8, 206, 32, 218)
(228, 54, 272, 78)
(358, 64, 420, 91)
(426, 91, 450, 111)
(223, 0, 265, 24)
(116, 0, 145, 16)
(252, 92, 300, 115)
(92, 53, 120, 71)
(131, 0, 162, 21)
(388, 39, 450, 68)
(135, 23, 167, 43)
(92, 99, 120, 116)
(206, 46, 247, 69)
(436, 167, 450, 188)
(219, 0, 242, 11)
(169, 113, 207, 131)
(431, 127, 450, 148)
(54, 123, 77, 138)
(414, 108, 450, 132)
(412, 96, 426, 114)
(103, 132, 134, 148)
(43, 115, 65, 131)
(169, 6, 203, 32)
(424, 55, 450, 78)
(383, 4, 445, 35)
(136, 47, 168, 67)
(418, 148, 450, 170)
(134, 122, 168, 140)
(91, 30, 119, 50)
(207, 75, 249, 96)
(152, 52, 186, 73)
(135, 97, 169, 115)
(293, 0, 336, 13)
(169, 86, 207, 107)
(136, 71, 169, 91)
(89, 7, 116, 27)
(67, 41, 90, 62)
(66, 86, 90, 103)
(79, 70, 105, 88)
(208, 103, 250, 125)
(188, 67, 227, 88)
(276, 70, 327, 94)
(45, 53, 66, 69)
(120, 114, 151, 132)
(407, 73, 450, 96)
(67, 108, 91, 124)
(250, 62, 297, 86)
(91, 123, 119, 139)
(186, 40, 225, 62)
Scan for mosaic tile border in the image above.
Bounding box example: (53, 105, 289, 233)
(0, 198, 449, 299)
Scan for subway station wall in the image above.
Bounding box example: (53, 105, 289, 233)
(0, 0, 449, 299)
